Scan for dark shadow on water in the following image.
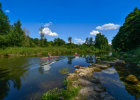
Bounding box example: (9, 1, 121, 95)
(0, 57, 29, 100)
(0, 55, 95, 100)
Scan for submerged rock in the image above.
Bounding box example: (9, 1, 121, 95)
(125, 74, 138, 84)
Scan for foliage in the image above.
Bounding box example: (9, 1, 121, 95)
(112, 8, 140, 51)
(0, 47, 109, 57)
(95, 33, 109, 50)
(116, 47, 140, 65)
(68, 37, 72, 44)
(53, 38, 65, 46)
(0, 3, 10, 35)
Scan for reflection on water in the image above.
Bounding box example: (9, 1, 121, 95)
(1, 55, 139, 100)
(0, 57, 29, 100)
(114, 63, 140, 100)
(85, 55, 95, 63)
(94, 66, 140, 100)
(0, 55, 95, 100)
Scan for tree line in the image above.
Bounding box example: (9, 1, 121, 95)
(112, 8, 140, 51)
(0, 2, 110, 50)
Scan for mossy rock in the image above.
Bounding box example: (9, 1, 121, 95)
(93, 67, 101, 72)
(125, 75, 138, 84)
(59, 68, 70, 74)
(125, 82, 140, 97)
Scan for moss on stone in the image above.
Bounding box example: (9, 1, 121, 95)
(125, 74, 138, 84)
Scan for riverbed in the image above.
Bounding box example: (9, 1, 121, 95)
(0, 55, 139, 100)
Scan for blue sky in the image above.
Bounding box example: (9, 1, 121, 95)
(1, 0, 140, 44)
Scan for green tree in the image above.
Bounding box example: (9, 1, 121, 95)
(95, 33, 109, 50)
(89, 37, 93, 45)
(68, 37, 72, 44)
(0, 2, 10, 35)
(85, 38, 89, 44)
(112, 8, 140, 51)
(53, 38, 65, 46)
(10, 20, 25, 46)
(40, 27, 45, 47)
(23, 28, 30, 47)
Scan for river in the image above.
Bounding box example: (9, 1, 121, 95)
(0, 55, 139, 100)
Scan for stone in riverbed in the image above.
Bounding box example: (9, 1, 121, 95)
(100, 92, 114, 100)
(92, 64, 110, 69)
(78, 78, 96, 86)
(93, 67, 101, 72)
(125, 74, 138, 84)
(75, 67, 94, 78)
(66, 67, 115, 100)
(78, 86, 99, 100)
(94, 84, 106, 92)
(74, 65, 83, 68)
(89, 78, 100, 84)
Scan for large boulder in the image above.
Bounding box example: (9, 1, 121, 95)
(125, 74, 138, 84)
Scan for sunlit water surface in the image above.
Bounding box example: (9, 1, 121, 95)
(0, 55, 139, 100)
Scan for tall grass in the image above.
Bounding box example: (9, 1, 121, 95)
(0, 47, 108, 57)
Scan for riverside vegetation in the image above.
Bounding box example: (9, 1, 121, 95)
(0, 2, 110, 57)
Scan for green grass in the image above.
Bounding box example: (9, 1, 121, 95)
(41, 87, 80, 100)
(0, 47, 109, 57)
(41, 79, 80, 100)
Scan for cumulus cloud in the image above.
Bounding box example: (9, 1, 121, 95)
(39, 22, 58, 36)
(5, 10, 10, 13)
(44, 22, 52, 27)
(75, 38, 85, 44)
(96, 23, 120, 30)
(41, 27, 58, 36)
(90, 30, 100, 35)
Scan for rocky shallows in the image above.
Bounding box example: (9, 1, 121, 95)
(41, 60, 126, 100)
(66, 65, 114, 100)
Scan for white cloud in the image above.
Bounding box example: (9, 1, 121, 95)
(96, 23, 120, 30)
(40, 27, 58, 36)
(75, 38, 85, 44)
(90, 30, 100, 35)
(44, 22, 52, 27)
(109, 42, 112, 45)
(5, 10, 10, 13)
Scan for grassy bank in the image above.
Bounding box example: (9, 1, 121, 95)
(41, 86, 80, 100)
(0, 47, 109, 57)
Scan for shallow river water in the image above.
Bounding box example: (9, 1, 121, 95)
(0, 55, 139, 100)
